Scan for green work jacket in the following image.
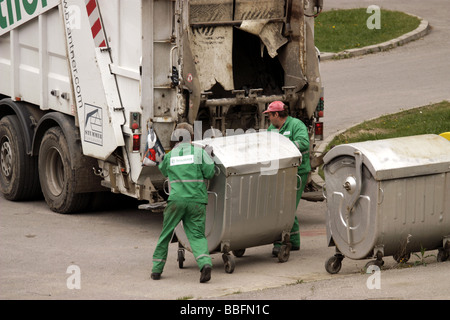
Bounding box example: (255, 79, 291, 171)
(159, 143, 215, 204)
(268, 116, 311, 175)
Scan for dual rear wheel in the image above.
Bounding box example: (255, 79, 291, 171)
(0, 115, 40, 201)
(38, 126, 92, 213)
(0, 115, 91, 213)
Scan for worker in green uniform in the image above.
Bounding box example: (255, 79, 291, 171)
(151, 123, 216, 283)
(263, 101, 311, 256)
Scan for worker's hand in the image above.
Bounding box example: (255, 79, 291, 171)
(203, 144, 215, 157)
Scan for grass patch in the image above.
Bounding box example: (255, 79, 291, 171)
(315, 8, 420, 53)
(326, 101, 450, 151)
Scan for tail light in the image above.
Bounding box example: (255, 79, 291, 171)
(315, 88, 325, 140)
(132, 134, 140, 152)
(315, 122, 324, 140)
(316, 97, 324, 117)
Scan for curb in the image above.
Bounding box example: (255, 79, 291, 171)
(320, 13, 430, 61)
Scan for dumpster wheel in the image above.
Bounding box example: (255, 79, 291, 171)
(232, 249, 246, 257)
(177, 243, 185, 269)
(325, 254, 344, 274)
(437, 247, 449, 262)
(393, 252, 411, 264)
(277, 244, 291, 263)
(437, 239, 450, 262)
(275, 233, 292, 263)
(364, 259, 384, 271)
(364, 251, 384, 272)
(222, 253, 235, 273)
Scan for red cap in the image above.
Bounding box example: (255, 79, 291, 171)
(263, 101, 285, 113)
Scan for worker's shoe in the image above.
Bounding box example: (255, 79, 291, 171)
(151, 272, 161, 280)
(200, 265, 212, 283)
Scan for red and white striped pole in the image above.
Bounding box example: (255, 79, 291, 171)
(85, 0, 106, 47)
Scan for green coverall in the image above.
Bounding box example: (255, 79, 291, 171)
(152, 143, 215, 274)
(268, 116, 311, 249)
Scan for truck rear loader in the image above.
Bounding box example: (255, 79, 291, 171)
(0, 0, 324, 213)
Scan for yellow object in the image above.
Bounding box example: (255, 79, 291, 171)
(439, 132, 450, 141)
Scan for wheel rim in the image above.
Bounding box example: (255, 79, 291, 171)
(0, 138, 13, 178)
(45, 147, 65, 196)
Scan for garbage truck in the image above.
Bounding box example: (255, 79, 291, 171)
(0, 0, 324, 213)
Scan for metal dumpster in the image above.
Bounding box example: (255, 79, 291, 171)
(323, 134, 450, 274)
(174, 131, 301, 273)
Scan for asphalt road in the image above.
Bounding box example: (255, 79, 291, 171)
(1, 0, 449, 305)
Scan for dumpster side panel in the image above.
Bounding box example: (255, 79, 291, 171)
(176, 167, 297, 253)
(221, 167, 297, 251)
(379, 172, 450, 256)
(325, 135, 450, 261)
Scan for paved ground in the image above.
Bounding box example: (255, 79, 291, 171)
(1, 194, 448, 301)
(0, 196, 337, 300)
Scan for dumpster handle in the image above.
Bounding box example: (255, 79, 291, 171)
(333, 191, 355, 252)
(226, 183, 232, 200)
(206, 191, 218, 238)
(214, 165, 221, 176)
(207, 191, 218, 215)
(348, 150, 363, 211)
(378, 186, 384, 205)
(359, 195, 371, 238)
(295, 174, 302, 191)
(322, 183, 327, 200)
(163, 179, 170, 195)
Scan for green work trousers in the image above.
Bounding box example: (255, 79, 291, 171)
(152, 201, 212, 274)
(275, 172, 308, 249)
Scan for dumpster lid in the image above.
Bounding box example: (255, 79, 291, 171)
(323, 134, 450, 180)
(194, 131, 301, 176)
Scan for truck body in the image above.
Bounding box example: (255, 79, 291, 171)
(0, 0, 324, 213)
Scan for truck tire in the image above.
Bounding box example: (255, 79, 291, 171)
(38, 127, 91, 213)
(0, 115, 41, 200)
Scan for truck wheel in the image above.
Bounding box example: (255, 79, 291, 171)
(0, 115, 40, 200)
(38, 127, 91, 213)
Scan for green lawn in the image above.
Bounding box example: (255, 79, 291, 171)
(315, 8, 420, 53)
(326, 101, 450, 151)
